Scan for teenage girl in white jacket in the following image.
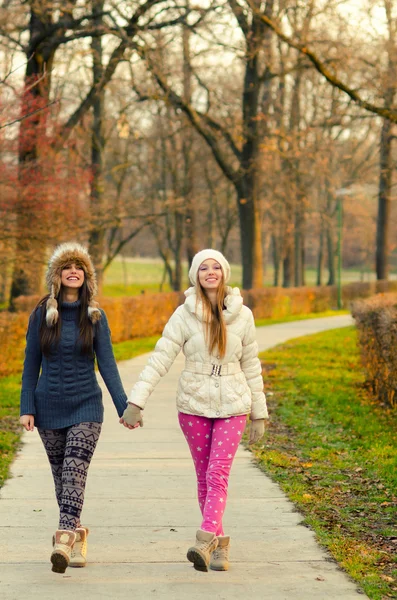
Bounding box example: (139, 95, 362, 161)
(120, 249, 268, 572)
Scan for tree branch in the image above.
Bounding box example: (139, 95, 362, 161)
(249, 2, 397, 122)
(0, 99, 58, 130)
(103, 222, 150, 270)
(228, 0, 250, 37)
(136, 43, 240, 183)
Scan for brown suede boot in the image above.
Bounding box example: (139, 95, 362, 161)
(210, 536, 230, 571)
(70, 526, 89, 568)
(187, 529, 219, 572)
(51, 529, 76, 573)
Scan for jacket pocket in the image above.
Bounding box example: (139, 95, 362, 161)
(221, 373, 251, 413)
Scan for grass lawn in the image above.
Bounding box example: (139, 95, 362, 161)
(255, 309, 350, 327)
(247, 327, 397, 600)
(0, 375, 21, 488)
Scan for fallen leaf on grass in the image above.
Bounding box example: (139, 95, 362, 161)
(380, 575, 395, 583)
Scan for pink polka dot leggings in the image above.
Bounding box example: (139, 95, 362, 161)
(178, 412, 247, 536)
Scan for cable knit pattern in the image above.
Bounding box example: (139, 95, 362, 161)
(20, 301, 127, 428)
(129, 287, 268, 420)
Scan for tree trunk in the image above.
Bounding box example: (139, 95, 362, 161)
(376, 117, 392, 280)
(294, 206, 305, 286)
(239, 36, 264, 289)
(283, 243, 294, 288)
(376, 0, 396, 280)
(182, 21, 199, 266)
(317, 227, 324, 286)
(10, 7, 56, 304)
(237, 182, 262, 289)
(88, 0, 106, 293)
(171, 210, 184, 290)
(272, 234, 280, 286)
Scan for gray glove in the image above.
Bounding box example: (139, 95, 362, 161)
(249, 419, 265, 445)
(121, 403, 143, 427)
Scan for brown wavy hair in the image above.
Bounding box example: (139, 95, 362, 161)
(196, 274, 227, 359)
(34, 280, 94, 357)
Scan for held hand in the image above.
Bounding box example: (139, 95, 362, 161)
(249, 419, 265, 445)
(119, 403, 143, 430)
(20, 415, 35, 432)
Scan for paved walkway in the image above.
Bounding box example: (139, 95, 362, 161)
(0, 315, 368, 599)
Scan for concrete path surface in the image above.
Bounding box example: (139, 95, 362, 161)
(0, 314, 367, 599)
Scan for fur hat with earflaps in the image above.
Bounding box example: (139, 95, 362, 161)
(45, 242, 101, 327)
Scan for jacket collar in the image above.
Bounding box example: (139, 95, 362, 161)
(184, 286, 243, 324)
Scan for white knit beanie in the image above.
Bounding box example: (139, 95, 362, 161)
(189, 249, 231, 285)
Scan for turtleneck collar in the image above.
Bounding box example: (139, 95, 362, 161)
(60, 299, 81, 321)
(183, 286, 243, 324)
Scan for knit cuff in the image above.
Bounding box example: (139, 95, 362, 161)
(20, 391, 36, 416)
(112, 392, 128, 418)
(250, 394, 269, 420)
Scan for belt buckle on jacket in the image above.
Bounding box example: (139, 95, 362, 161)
(211, 364, 222, 377)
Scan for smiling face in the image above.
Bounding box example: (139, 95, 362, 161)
(61, 262, 85, 292)
(198, 259, 223, 291)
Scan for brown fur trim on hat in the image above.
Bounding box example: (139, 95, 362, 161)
(45, 242, 101, 326)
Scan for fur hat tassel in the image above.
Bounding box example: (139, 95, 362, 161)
(88, 301, 101, 323)
(45, 242, 101, 326)
(46, 295, 59, 326)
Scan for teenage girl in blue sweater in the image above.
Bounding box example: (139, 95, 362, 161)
(20, 243, 128, 574)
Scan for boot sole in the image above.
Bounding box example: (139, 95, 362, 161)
(210, 564, 229, 571)
(69, 559, 86, 568)
(187, 548, 209, 572)
(51, 551, 69, 574)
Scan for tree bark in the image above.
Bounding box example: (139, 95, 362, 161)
(272, 234, 280, 286)
(376, 117, 393, 280)
(376, 1, 396, 281)
(88, 0, 106, 294)
(283, 242, 294, 288)
(182, 20, 199, 266)
(317, 227, 324, 286)
(10, 6, 56, 304)
(238, 3, 267, 289)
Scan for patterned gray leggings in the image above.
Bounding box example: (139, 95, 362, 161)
(38, 422, 102, 531)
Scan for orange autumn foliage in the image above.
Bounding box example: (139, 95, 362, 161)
(353, 293, 397, 409)
(2, 280, 397, 379)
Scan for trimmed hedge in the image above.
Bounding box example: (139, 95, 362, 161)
(0, 312, 28, 378)
(242, 280, 397, 318)
(352, 293, 397, 409)
(2, 280, 397, 379)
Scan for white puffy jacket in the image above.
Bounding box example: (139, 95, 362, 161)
(129, 286, 268, 420)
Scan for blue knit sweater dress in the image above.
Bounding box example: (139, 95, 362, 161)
(20, 300, 128, 429)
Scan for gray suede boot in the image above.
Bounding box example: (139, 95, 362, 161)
(187, 529, 219, 572)
(70, 526, 89, 567)
(51, 529, 77, 573)
(210, 536, 230, 571)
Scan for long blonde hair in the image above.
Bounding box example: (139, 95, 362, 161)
(196, 276, 227, 359)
